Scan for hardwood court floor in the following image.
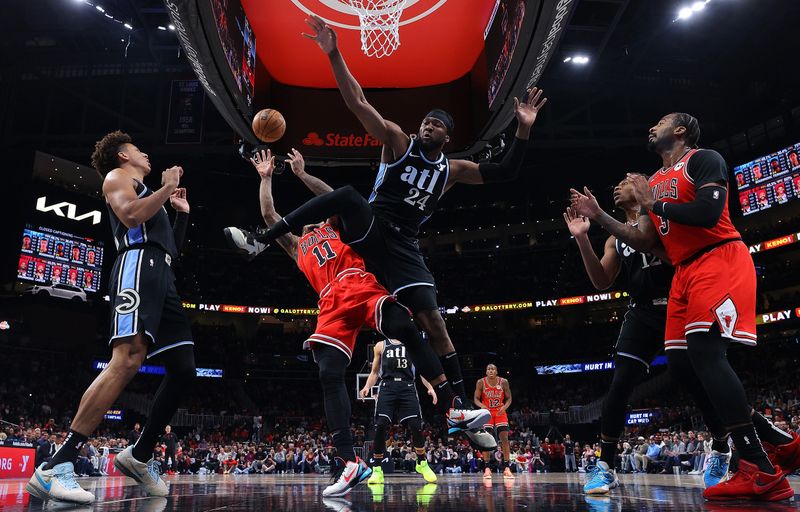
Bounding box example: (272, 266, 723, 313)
(2, 472, 798, 511)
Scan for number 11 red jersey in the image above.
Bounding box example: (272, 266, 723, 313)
(296, 223, 368, 296)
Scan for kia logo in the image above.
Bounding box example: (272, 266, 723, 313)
(36, 196, 102, 225)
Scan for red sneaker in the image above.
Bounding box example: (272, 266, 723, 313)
(702, 460, 794, 502)
(765, 432, 800, 475)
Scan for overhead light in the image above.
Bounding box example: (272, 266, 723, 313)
(158, 25, 167, 31)
(691, 1, 706, 11)
(123, 23, 132, 29)
(563, 56, 572, 63)
(95, 5, 104, 12)
(168, 24, 176, 31)
(677, 7, 692, 19)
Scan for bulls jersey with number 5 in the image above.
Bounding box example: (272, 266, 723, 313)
(296, 222, 398, 360)
(646, 149, 757, 350)
(481, 378, 509, 428)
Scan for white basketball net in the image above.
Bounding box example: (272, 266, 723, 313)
(345, 0, 409, 58)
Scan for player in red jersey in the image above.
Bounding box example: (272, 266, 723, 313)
(474, 364, 514, 480)
(571, 113, 800, 501)
(239, 149, 490, 497)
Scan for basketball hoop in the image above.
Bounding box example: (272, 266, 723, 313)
(344, 0, 409, 58)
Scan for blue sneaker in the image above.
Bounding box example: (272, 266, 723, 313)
(25, 462, 95, 504)
(703, 450, 731, 488)
(583, 461, 619, 495)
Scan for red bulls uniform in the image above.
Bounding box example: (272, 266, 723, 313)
(647, 149, 757, 351)
(297, 222, 398, 360)
(481, 377, 509, 428)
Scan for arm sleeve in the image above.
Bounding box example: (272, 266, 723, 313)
(651, 186, 727, 228)
(172, 212, 189, 251)
(478, 136, 527, 183)
(687, 149, 729, 188)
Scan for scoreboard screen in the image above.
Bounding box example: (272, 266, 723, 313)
(18, 225, 104, 293)
(734, 142, 800, 215)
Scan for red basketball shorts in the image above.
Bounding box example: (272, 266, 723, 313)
(304, 270, 403, 360)
(487, 409, 509, 428)
(664, 241, 757, 351)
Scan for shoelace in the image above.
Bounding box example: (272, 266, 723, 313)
(707, 455, 725, 477)
(147, 460, 161, 482)
(55, 467, 81, 490)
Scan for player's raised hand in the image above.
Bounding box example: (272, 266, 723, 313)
(303, 15, 338, 55)
(169, 187, 190, 213)
(162, 166, 183, 189)
(627, 173, 655, 211)
(563, 207, 589, 237)
(287, 148, 306, 177)
(514, 87, 548, 128)
(570, 187, 602, 219)
(250, 149, 275, 179)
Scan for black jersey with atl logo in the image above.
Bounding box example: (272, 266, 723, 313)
(108, 179, 177, 257)
(379, 339, 415, 381)
(615, 232, 673, 308)
(369, 136, 450, 237)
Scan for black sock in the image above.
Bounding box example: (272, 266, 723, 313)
(333, 429, 356, 462)
(133, 346, 195, 463)
(435, 380, 456, 412)
(711, 436, 730, 453)
(45, 430, 88, 470)
(440, 352, 467, 403)
(729, 424, 774, 474)
(751, 411, 793, 446)
(599, 439, 617, 467)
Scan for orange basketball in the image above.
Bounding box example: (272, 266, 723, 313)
(252, 108, 286, 143)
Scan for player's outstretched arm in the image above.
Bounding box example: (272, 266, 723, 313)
(251, 149, 299, 260)
(446, 88, 547, 188)
(359, 342, 383, 401)
(564, 207, 621, 290)
(571, 186, 659, 254)
(303, 15, 409, 158)
(287, 148, 333, 196)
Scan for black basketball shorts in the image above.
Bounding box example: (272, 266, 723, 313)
(108, 246, 193, 358)
(374, 379, 422, 424)
(614, 305, 667, 369)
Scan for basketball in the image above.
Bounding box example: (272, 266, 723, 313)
(252, 108, 286, 143)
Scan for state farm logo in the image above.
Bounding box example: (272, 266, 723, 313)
(302, 132, 381, 148)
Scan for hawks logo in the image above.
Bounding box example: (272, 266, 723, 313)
(115, 289, 141, 314)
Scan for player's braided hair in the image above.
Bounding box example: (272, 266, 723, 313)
(670, 113, 701, 149)
(91, 130, 132, 175)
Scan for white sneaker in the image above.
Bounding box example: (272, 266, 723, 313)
(322, 457, 371, 497)
(224, 227, 268, 261)
(114, 446, 168, 497)
(447, 407, 490, 432)
(464, 428, 498, 451)
(26, 462, 95, 504)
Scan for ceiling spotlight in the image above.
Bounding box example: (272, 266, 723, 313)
(123, 23, 132, 29)
(691, 1, 706, 11)
(678, 7, 692, 19)
(95, 5, 105, 12)
(563, 56, 572, 62)
(168, 24, 176, 31)
(158, 25, 167, 31)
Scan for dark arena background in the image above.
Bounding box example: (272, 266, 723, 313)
(2, 0, 800, 510)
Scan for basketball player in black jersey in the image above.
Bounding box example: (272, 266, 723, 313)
(564, 175, 673, 494)
(27, 131, 195, 504)
(226, 18, 546, 449)
(359, 339, 438, 485)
